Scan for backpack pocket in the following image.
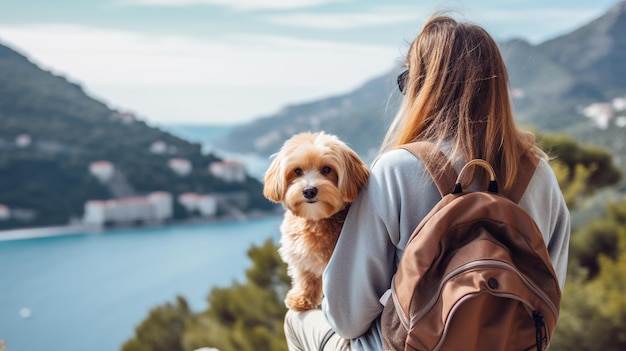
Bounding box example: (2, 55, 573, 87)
(407, 260, 557, 351)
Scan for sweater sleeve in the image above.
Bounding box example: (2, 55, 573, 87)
(321, 149, 442, 339)
(321, 164, 396, 339)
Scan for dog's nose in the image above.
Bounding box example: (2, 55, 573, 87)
(302, 186, 318, 199)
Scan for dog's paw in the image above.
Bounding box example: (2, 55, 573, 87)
(285, 291, 320, 311)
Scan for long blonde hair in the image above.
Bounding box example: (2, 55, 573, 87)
(381, 15, 545, 191)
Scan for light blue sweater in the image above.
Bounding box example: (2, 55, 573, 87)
(321, 148, 571, 351)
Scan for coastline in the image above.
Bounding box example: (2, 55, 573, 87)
(0, 209, 282, 242)
(0, 223, 96, 242)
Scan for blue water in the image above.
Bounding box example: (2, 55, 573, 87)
(0, 216, 282, 351)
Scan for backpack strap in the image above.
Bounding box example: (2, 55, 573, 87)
(506, 153, 539, 204)
(403, 142, 539, 204)
(401, 142, 458, 198)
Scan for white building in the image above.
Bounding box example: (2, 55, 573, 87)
(15, 134, 32, 148)
(583, 102, 613, 129)
(83, 200, 107, 225)
(168, 158, 192, 176)
(511, 88, 526, 99)
(0, 204, 9, 220)
(613, 96, 626, 111)
(89, 161, 115, 182)
(177, 192, 217, 217)
(178, 192, 199, 212)
(210, 160, 246, 183)
(196, 195, 218, 216)
(83, 191, 173, 226)
(150, 140, 168, 155)
(148, 191, 173, 219)
(106, 197, 152, 223)
(111, 111, 136, 124)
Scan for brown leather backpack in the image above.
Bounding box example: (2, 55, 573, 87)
(381, 142, 562, 351)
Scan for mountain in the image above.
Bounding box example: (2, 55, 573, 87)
(218, 1, 626, 161)
(500, 0, 626, 128)
(538, 1, 626, 98)
(0, 43, 272, 230)
(218, 74, 400, 162)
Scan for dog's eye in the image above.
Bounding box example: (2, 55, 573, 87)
(321, 166, 332, 175)
(294, 168, 303, 176)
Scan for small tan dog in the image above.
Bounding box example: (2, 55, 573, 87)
(263, 132, 369, 311)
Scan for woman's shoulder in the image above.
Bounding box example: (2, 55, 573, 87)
(368, 148, 434, 189)
(524, 157, 563, 201)
(533, 157, 560, 185)
(372, 148, 425, 169)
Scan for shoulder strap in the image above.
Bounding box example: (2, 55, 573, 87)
(402, 142, 540, 204)
(401, 142, 457, 198)
(506, 153, 539, 204)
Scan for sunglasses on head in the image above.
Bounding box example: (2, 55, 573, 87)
(397, 69, 409, 94)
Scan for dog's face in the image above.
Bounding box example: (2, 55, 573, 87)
(263, 132, 369, 221)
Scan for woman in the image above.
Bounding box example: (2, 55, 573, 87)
(284, 14, 570, 351)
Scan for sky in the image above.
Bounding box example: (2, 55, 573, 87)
(0, 0, 621, 126)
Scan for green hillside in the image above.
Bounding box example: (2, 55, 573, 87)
(0, 43, 272, 230)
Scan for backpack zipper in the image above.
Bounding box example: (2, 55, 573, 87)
(431, 291, 547, 351)
(390, 276, 411, 330)
(409, 259, 558, 328)
(533, 311, 547, 351)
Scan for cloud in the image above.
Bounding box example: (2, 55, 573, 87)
(0, 24, 398, 124)
(111, 0, 348, 10)
(265, 10, 420, 29)
(473, 7, 602, 29)
(0, 24, 396, 86)
(462, 6, 608, 42)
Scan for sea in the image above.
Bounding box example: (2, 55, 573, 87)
(0, 216, 283, 351)
(0, 124, 280, 351)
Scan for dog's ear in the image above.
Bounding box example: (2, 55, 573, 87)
(338, 147, 369, 202)
(263, 153, 285, 202)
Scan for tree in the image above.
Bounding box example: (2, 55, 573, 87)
(550, 201, 626, 351)
(121, 296, 192, 351)
(121, 239, 290, 351)
(540, 133, 626, 350)
(183, 239, 289, 351)
(537, 133, 622, 209)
